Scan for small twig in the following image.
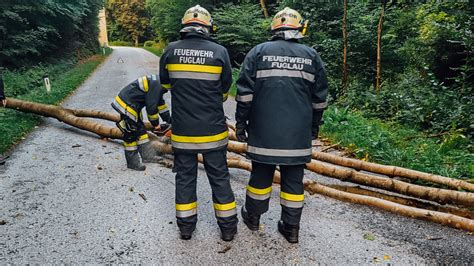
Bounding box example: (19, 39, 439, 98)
(321, 142, 341, 152)
(139, 193, 147, 202)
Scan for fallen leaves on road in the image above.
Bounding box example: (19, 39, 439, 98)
(71, 144, 81, 148)
(218, 246, 231, 254)
(426, 236, 443, 240)
(363, 232, 375, 241)
(0, 220, 7, 225)
(139, 193, 147, 202)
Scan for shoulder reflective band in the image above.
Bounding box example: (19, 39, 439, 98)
(236, 94, 253, 102)
(167, 64, 223, 74)
(162, 83, 172, 89)
(256, 69, 315, 83)
(312, 102, 327, 110)
(114, 96, 138, 121)
(247, 145, 312, 157)
(137, 134, 150, 145)
(280, 191, 304, 208)
(142, 76, 149, 92)
(176, 202, 197, 218)
(123, 141, 138, 151)
(247, 185, 272, 200)
(171, 131, 228, 144)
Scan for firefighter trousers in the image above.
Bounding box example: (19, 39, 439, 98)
(119, 115, 149, 151)
(245, 161, 305, 226)
(174, 148, 238, 233)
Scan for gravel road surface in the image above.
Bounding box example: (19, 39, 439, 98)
(1, 47, 472, 264)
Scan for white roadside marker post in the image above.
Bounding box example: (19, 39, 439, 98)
(43, 74, 51, 93)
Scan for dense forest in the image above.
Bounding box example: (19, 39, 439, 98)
(0, 0, 104, 68)
(106, 0, 473, 142)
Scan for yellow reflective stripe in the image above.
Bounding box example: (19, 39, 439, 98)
(138, 134, 149, 141)
(148, 113, 159, 120)
(158, 104, 168, 111)
(213, 201, 236, 211)
(171, 131, 228, 143)
(124, 141, 138, 147)
(167, 64, 223, 74)
(142, 76, 149, 92)
(280, 192, 304, 202)
(247, 185, 272, 195)
(162, 83, 171, 89)
(176, 202, 197, 211)
(114, 96, 138, 118)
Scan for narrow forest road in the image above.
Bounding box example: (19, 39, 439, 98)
(1, 47, 472, 264)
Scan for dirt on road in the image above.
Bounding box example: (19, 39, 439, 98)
(0, 47, 472, 264)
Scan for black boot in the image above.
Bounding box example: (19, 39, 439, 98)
(221, 227, 237, 242)
(179, 227, 195, 240)
(277, 220, 299, 244)
(241, 206, 260, 231)
(125, 150, 146, 171)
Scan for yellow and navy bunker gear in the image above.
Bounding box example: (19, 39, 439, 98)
(235, 36, 328, 165)
(246, 161, 305, 226)
(112, 75, 170, 170)
(160, 29, 237, 236)
(160, 33, 232, 153)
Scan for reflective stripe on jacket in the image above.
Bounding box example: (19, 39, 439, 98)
(111, 74, 168, 127)
(235, 38, 328, 165)
(160, 32, 232, 152)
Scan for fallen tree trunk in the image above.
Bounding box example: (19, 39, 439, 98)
(227, 127, 474, 192)
(329, 185, 474, 219)
(3, 98, 474, 232)
(304, 181, 474, 232)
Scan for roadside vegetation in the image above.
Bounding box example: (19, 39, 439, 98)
(0, 2, 113, 153)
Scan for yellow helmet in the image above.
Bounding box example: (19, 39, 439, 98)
(182, 5, 213, 28)
(271, 7, 308, 35)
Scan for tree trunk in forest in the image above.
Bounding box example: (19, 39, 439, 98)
(375, 2, 385, 92)
(135, 37, 139, 47)
(341, 0, 349, 95)
(260, 0, 269, 18)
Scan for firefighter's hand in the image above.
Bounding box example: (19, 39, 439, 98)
(236, 127, 247, 143)
(153, 123, 172, 136)
(1, 99, 6, 107)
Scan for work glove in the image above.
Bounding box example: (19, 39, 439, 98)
(235, 123, 248, 143)
(153, 123, 172, 136)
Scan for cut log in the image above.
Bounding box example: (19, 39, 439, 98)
(304, 181, 474, 232)
(329, 185, 474, 220)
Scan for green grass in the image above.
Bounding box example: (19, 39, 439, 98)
(321, 106, 473, 180)
(0, 50, 111, 154)
(143, 47, 164, 57)
(228, 68, 240, 96)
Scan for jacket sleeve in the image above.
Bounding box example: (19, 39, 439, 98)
(158, 89, 171, 124)
(221, 48, 233, 102)
(235, 47, 258, 129)
(311, 52, 329, 135)
(145, 76, 161, 127)
(159, 48, 171, 90)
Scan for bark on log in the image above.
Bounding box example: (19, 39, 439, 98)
(311, 151, 474, 192)
(304, 181, 474, 232)
(305, 159, 474, 207)
(329, 185, 474, 219)
(227, 126, 474, 192)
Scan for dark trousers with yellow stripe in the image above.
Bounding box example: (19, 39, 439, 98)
(121, 115, 149, 149)
(174, 148, 238, 233)
(246, 161, 305, 226)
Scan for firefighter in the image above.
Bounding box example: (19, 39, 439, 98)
(159, 5, 237, 241)
(112, 74, 171, 171)
(235, 7, 328, 243)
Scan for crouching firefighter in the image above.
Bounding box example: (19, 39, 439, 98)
(112, 74, 171, 171)
(160, 5, 237, 241)
(235, 7, 328, 243)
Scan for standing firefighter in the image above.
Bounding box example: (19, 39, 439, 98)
(159, 5, 237, 241)
(235, 7, 328, 243)
(112, 74, 171, 171)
